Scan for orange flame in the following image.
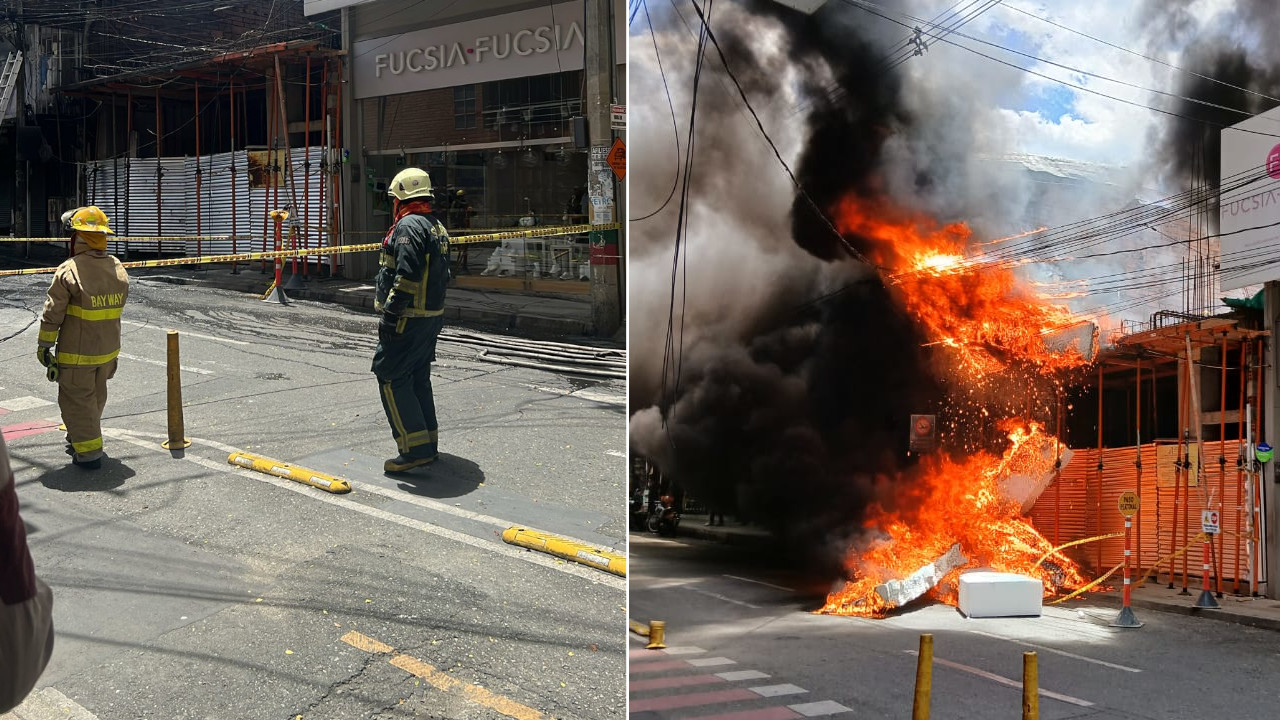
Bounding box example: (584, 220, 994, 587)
(821, 423, 1088, 617)
(835, 198, 1091, 377)
(819, 197, 1096, 617)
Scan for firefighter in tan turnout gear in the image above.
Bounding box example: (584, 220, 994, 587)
(37, 206, 129, 470)
(373, 168, 450, 473)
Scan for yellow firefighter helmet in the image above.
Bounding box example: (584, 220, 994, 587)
(68, 206, 116, 235)
(388, 167, 434, 201)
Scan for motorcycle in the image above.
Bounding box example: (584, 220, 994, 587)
(646, 494, 681, 536)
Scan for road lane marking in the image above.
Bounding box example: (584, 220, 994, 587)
(686, 708, 801, 720)
(723, 574, 795, 592)
(122, 319, 251, 345)
(0, 396, 54, 412)
(788, 700, 853, 717)
(905, 650, 1094, 707)
(2, 419, 60, 442)
(147, 432, 616, 552)
(532, 385, 624, 406)
(341, 630, 394, 654)
(968, 629, 1141, 673)
(662, 646, 707, 655)
(118, 352, 215, 375)
(717, 670, 771, 681)
(341, 631, 548, 720)
(631, 688, 758, 713)
(747, 681, 808, 696)
(630, 660, 692, 675)
(630, 674, 726, 692)
(101, 428, 624, 590)
(354, 477, 613, 551)
(687, 657, 737, 667)
(751, 684, 807, 697)
(684, 585, 762, 609)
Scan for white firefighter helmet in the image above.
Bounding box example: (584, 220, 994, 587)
(388, 167, 434, 201)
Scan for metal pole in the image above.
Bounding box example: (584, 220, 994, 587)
(231, 79, 238, 273)
(1219, 335, 1229, 594)
(1136, 358, 1144, 579)
(155, 86, 162, 249)
(1254, 338, 1264, 596)
(1172, 355, 1186, 588)
(195, 79, 202, 259)
(1237, 342, 1246, 593)
(1097, 362, 1104, 574)
(303, 55, 311, 278)
(332, 58, 342, 278)
(1055, 393, 1062, 547)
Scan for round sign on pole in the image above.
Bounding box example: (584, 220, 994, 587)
(1118, 491, 1139, 517)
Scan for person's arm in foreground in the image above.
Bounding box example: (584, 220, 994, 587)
(0, 433, 55, 712)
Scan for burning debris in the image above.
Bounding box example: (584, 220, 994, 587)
(870, 543, 966, 611)
(820, 423, 1090, 618)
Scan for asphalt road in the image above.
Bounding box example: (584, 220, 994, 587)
(0, 274, 627, 720)
(629, 532, 1280, 720)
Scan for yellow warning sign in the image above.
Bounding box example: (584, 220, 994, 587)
(1118, 491, 1139, 517)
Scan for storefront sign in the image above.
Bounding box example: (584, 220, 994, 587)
(354, 1, 588, 99)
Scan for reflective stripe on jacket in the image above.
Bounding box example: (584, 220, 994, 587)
(39, 246, 130, 368)
(373, 212, 450, 320)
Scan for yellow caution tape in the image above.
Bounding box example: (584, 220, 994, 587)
(0, 234, 244, 243)
(501, 527, 626, 577)
(1135, 532, 1209, 588)
(629, 619, 651, 637)
(1049, 562, 1124, 605)
(0, 224, 621, 277)
(1032, 532, 1125, 570)
(228, 451, 352, 493)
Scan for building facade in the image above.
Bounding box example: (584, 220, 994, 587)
(331, 0, 625, 308)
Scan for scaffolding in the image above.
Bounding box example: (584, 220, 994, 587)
(1030, 316, 1269, 596)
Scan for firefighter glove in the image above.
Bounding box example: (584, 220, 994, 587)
(378, 316, 404, 345)
(37, 348, 59, 382)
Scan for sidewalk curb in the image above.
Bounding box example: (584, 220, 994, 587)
(1077, 590, 1280, 632)
(136, 273, 594, 339)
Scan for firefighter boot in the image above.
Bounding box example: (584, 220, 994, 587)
(384, 453, 438, 473)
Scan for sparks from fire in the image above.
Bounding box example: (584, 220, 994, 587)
(820, 197, 1098, 617)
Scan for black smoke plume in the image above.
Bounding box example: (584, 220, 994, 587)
(630, 1, 946, 574)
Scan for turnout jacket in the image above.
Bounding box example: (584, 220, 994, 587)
(38, 240, 130, 367)
(374, 204, 450, 330)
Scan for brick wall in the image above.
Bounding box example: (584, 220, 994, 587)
(361, 86, 499, 150)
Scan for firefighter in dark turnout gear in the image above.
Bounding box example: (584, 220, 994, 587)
(373, 168, 450, 473)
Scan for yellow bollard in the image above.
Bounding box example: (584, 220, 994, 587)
(1022, 651, 1039, 720)
(645, 620, 666, 650)
(913, 634, 932, 720)
(161, 331, 191, 449)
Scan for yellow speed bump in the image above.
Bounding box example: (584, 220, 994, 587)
(501, 527, 626, 577)
(228, 451, 352, 493)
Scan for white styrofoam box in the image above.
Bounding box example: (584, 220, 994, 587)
(958, 571, 1044, 618)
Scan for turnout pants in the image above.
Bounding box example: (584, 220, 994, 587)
(373, 316, 443, 459)
(58, 359, 116, 462)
